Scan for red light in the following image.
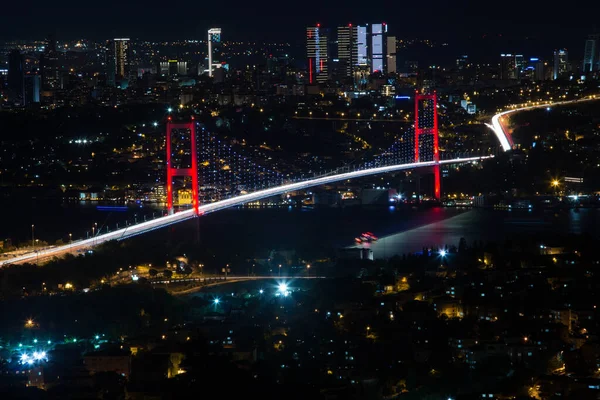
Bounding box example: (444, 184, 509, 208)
(167, 116, 172, 120)
(383, 22, 386, 25)
(348, 23, 352, 27)
(191, 116, 195, 120)
(316, 23, 320, 27)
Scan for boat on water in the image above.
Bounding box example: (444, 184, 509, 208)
(354, 232, 378, 244)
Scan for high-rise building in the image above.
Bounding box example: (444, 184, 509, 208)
(106, 38, 132, 87)
(500, 54, 517, 80)
(337, 24, 358, 78)
(40, 33, 60, 90)
(553, 49, 569, 80)
(159, 60, 188, 76)
(583, 34, 599, 73)
(208, 28, 221, 77)
(515, 54, 525, 77)
(114, 38, 131, 79)
(356, 25, 368, 66)
(24, 74, 41, 105)
(7, 49, 24, 104)
(370, 23, 387, 73)
(307, 24, 329, 84)
(386, 36, 397, 74)
(523, 58, 546, 81)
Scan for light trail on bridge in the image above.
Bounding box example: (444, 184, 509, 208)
(0, 156, 489, 267)
(486, 95, 599, 152)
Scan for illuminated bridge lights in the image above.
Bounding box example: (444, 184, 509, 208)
(0, 156, 491, 268)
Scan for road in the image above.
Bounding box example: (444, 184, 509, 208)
(0, 156, 490, 267)
(486, 95, 600, 151)
(156, 275, 326, 295)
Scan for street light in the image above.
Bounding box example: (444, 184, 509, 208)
(307, 264, 311, 276)
(69, 233, 72, 246)
(279, 264, 282, 277)
(31, 224, 34, 248)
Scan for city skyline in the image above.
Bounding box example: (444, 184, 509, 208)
(1, 1, 600, 58)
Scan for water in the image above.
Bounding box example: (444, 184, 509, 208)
(356, 207, 600, 258)
(1, 198, 599, 259)
(0, 199, 162, 246)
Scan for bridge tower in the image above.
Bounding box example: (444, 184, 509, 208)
(166, 118, 199, 215)
(414, 91, 440, 200)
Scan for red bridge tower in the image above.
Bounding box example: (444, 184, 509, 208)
(414, 91, 441, 200)
(166, 118, 199, 215)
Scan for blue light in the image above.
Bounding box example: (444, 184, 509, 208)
(213, 298, 220, 305)
(440, 250, 447, 257)
(259, 289, 264, 294)
(530, 57, 539, 61)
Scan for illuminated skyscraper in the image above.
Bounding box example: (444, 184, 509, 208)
(337, 24, 358, 78)
(208, 28, 221, 77)
(553, 49, 568, 80)
(306, 24, 329, 84)
(500, 54, 517, 80)
(370, 23, 387, 73)
(106, 38, 132, 87)
(515, 54, 525, 77)
(583, 34, 599, 73)
(356, 25, 368, 66)
(387, 36, 397, 74)
(114, 39, 131, 79)
(40, 33, 60, 90)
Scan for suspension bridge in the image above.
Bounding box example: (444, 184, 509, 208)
(1, 92, 507, 267)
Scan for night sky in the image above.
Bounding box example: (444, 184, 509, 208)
(2, 1, 599, 60)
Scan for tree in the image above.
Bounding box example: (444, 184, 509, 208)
(149, 269, 158, 278)
(163, 270, 173, 279)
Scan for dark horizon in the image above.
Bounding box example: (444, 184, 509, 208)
(1, 1, 600, 60)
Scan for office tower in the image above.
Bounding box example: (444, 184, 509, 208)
(515, 54, 525, 77)
(553, 49, 568, 80)
(208, 28, 221, 77)
(337, 24, 358, 78)
(159, 60, 188, 76)
(583, 34, 599, 73)
(40, 33, 60, 90)
(370, 23, 387, 73)
(387, 36, 397, 74)
(500, 54, 517, 80)
(24, 74, 41, 105)
(106, 38, 132, 87)
(114, 38, 131, 79)
(523, 58, 545, 81)
(7, 49, 24, 104)
(307, 24, 329, 84)
(356, 25, 368, 66)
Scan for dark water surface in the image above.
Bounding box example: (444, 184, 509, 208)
(1, 198, 599, 259)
